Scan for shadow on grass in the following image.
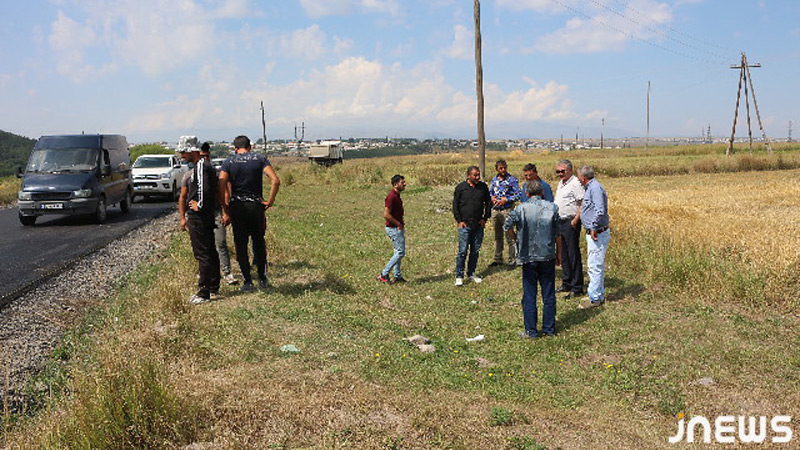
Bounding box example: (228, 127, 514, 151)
(271, 260, 316, 271)
(272, 272, 355, 297)
(413, 273, 452, 284)
(557, 303, 603, 334)
(605, 276, 646, 302)
(476, 263, 516, 279)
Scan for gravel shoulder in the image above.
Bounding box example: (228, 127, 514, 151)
(0, 211, 178, 411)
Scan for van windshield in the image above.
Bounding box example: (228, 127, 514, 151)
(133, 156, 172, 168)
(27, 148, 99, 173)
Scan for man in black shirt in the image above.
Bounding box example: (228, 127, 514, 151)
(452, 166, 492, 286)
(219, 135, 280, 291)
(179, 145, 221, 304)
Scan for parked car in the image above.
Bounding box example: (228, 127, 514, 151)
(17, 134, 133, 225)
(131, 154, 188, 201)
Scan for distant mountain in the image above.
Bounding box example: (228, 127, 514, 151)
(0, 130, 36, 177)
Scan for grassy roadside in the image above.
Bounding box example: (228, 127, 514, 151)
(0, 176, 20, 206)
(3, 149, 799, 448)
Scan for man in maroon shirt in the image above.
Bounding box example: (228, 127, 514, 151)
(378, 174, 407, 284)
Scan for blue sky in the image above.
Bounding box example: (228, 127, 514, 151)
(1, 0, 798, 143)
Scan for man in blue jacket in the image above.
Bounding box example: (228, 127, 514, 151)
(489, 159, 522, 266)
(504, 181, 561, 338)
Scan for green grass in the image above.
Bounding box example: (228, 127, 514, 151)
(0, 176, 21, 206)
(4, 148, 800, 448)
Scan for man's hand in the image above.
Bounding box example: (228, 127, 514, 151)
(478, 219, 486, 228)
(555, 253, 562, 267)
(590, 229, 598, 241)
(458, 221, 467, 228)
(398, 224, 404, 230)
(498, 197, 507, 206)
(180, 216, 187, 231)
(222, 212, 231, 227)
(188, 199, 199, 212)
(570, 217, 579, 228)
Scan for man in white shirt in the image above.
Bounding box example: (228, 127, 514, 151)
(553, 159, 584, 299)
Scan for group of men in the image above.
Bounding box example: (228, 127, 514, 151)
(379, 159, 610, 339)
(178, 135, 280, 304)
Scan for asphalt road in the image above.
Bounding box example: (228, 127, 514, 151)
(0, 198, 175, 304)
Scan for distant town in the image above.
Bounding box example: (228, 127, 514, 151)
(152, 134, 785, 158)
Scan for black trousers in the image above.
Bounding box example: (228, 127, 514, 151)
(230, 201, 267, 283)
(187, 214, 220, 298)
(558, 218, 584, 293)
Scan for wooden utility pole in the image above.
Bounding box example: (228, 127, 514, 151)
(474, 0, 486, 176)
(645, 81, 650, 151)
(727, 52, 772, 155)
(260, 101, 268, 153)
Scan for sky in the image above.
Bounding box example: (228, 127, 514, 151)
(1, 0, 798, 143)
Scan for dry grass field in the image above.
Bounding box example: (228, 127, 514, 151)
(2, 145, 799, 449)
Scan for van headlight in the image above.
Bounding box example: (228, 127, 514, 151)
(73, 188, 93, 198)
(160, 172, 171, 179)
(18, 191, 32, 201)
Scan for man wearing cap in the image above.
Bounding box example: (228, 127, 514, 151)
(178, 144, 221, 304)
(577, 165, 610, 309)
(553, 159, 584, 299)
(219, 135, 280, 292)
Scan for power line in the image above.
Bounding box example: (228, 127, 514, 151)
(584, 0, 732, 63)
(545, 0, 733, 65)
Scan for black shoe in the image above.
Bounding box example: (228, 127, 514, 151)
(489, 261, 502, 267)
(392, 276, 408, 284)
(556, 286, 570, 293)
(518, 331, 538, 339)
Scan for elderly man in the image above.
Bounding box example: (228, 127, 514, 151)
(489, 159, 522, 266)
(577, 165, 610, 309)
(521, 163, 553, 202)
(553, 159, 584, 299)
(504, 181, 561, 338)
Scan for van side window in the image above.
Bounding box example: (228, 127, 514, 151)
(102, 149, 110, 167)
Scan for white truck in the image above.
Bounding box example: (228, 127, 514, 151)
(308, 140, 343, 166)
(131, 153, 188, 202)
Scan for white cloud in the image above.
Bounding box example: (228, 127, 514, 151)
(213, 0, 254, 18)
(442, 24, 472, 60)
(299, 0, 400, 18)
(496, 0, 570, 14)
(48, 10, 115, 82)
(534, 0, 673, 54)
(333, 36, 355, 54)
(127, 57, 577, 136)
(280, 25, 327, 60)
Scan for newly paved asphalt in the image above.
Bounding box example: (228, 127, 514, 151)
(0, 198, 174, 305)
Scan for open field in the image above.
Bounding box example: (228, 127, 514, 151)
(3, 146, 799, 448)
(0, 176, 21, 206)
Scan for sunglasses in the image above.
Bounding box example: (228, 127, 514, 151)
(556, 169, 566, 174)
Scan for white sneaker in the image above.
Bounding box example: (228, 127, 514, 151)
(189, 294, 211, 305)
(468, 275, 483, 284)
(455, 277, 464, 286)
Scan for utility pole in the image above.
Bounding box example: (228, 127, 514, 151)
(473, 0, 486, 176)
(789, 121, 793, 143)
(646, 81, 650, 151)
(601, 118, 605, 150)
(294, 121, 305, 153)
(260, 101, 268, 154)
(727, 52, 772, 155)
(707, 125, 712, 144)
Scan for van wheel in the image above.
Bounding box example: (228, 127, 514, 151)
(120, 188, 132, 213)
(170, 182, 178, 201)
(94, 196, 108, 223)
(19, 214, 36, 226)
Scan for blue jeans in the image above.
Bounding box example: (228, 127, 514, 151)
(521, 260, 556, 336)
(382, 227, 405, 278)
(586, 229, 610, 302)
(455, 226, 484, 278)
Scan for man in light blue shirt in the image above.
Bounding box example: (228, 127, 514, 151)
(521, 163, 553, 203)
(504, 181, 561, 338)
(577, 165, 609, 308)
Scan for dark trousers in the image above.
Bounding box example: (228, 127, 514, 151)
(558, 218, 584, 293)
(187, 214, 220, 298)
(521, 260, 556, 336)
(230, 201, 267, 284)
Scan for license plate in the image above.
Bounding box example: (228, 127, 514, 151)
(41, 203, 64, 210)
